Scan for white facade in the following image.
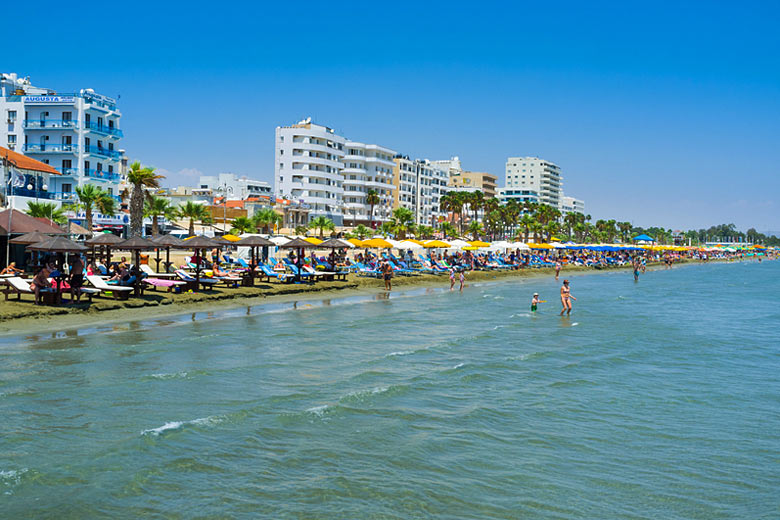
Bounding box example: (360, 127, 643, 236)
(275, 120, 346, 225)
(393, 156, 450, 227)
(497, 187, 540, 205)
(429, 156, 463, 178)
(560, 195, 585, 215)
(0, 73, 124, 206)
(342, 141, 396, 226)
(274, 118, 397, 227)
(505, 156, 562, 208)
(199, 172, 272, 200)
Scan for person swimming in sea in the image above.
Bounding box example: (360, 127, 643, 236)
(531, 292, 541, 312)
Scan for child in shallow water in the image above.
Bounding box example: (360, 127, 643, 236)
(531, 293, 541, 312)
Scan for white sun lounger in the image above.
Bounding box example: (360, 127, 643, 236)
(86, 275, 134, 299)
(140, 264, 177, 278)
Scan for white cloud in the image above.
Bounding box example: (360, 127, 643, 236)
(156, 167, 204, 188)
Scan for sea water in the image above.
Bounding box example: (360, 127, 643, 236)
(0, 260, 778, 518)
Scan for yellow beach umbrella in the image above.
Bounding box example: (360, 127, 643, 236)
(468, 240, 490, 248)
(529, 243, 554, 249)
(305, 237, 323, 245)
(347, 238, 363, 247)
(405, 239, 425, 245)
(424, 240, 451, 248)
(222, 234, 241, 242)
(362, 238, 393, 248)
(462, 246, 480, 251)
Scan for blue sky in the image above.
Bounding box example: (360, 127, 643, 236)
(6, 1, 780, 232)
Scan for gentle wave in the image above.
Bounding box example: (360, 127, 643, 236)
(141, 415, 225, 436)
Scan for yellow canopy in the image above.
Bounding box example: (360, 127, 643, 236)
(405, 239, 425, 245)
(305, 237, 323, 245)
(529, 243, 554, 249)
(347, 238, 363, 247)
(222, 234, 241, 242)
(468, 240, 490, 248)
(424, 240, 451, 248)
(362, 238, 393, 248)
(462, 246, 480, 251)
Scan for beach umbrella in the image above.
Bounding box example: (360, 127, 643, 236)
(347, 238, 363, 247)
(529, 243, 554, 249)
(236, 235, 274, 284)
(632, 234, 655, 242)
(150, 234, 185, 273)
(118, 236, 158, 296)
(397, 240, 423, 250)
(385, 238, 404, 249)
(85, 232, 124, 266)
(318, 238, 354, 249)
(447, 239, 470, 250)
(9, 231, 57, 245)
(488, 240, 512, 251)
(424, 240, 451, 248)
(184, 235, 220, 289)
(468, 240, 490, 248)
(28, 237, 88, 300)
(269, 236, 291, 246)
(221, 234, 241, 242)
(362, 238, 393, 248)
(305, 237, 323, 245)
(279, 237, 317, 282)
(509, 241, 530, 250)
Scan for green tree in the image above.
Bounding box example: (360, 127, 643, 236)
(177, 201, 211, 236)
(379, 221, 394, 236)
(467, 190, 484, 226)
(390, 207, 415, 239)
(617, 221, 633, 243)
(127, 161, 164, 237)
(439, 221, 456, 238)
(467, 220, 483, 240)
(352, 224, 370, 239)
(294, 225, 309, 235)
(366, 189, 380, 229)
(144, 196, 176, 236)
(519, 213, 535, 242)
(25, 201, 67, 226)
(253, 208, 282, 234)
(309, 216, 335, 238)
(416, 225, 434, 239)
(230, 216, 257, 235)
(74, 184, 116, 234)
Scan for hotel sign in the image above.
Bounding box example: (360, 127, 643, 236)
(23, 96, 76, 104)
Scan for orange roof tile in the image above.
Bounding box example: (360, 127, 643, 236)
(0, 146, 60, 175)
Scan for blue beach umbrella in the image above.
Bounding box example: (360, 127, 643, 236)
(632, 234, 655, 242)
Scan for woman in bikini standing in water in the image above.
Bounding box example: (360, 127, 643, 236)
(560, 279, 576, 316)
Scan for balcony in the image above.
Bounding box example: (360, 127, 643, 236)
(57, 168, 79, 177)
(23, 119, 79, 130)
(84, 145, 121, 159)
(84, 122, 123, 138)
(84, 168, 121, 181)
(23, 143, 78, 154)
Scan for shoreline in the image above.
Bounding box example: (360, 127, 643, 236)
(0, 260, 720, 337)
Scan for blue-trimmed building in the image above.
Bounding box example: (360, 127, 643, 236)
(0, 72, 124, 206)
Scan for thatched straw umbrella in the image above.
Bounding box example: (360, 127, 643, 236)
(236, 235, 274, 285)
(85, 232, 124, 267)
(278, 237, 317, 283)
(27, 237, 88, 303)
(117, 236, 157, 296)
(184, 235, 220, 288)
(150, 234, 185, 273)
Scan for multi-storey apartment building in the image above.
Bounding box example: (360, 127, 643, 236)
(448, 170, 498, 198)
(199, 172, 272, 200)
(0, 73, 124, 206)
(274, 118, 396, 227)
(342, 141, 396, 227)
(560, 195, 585, 215)
(392, 156, 449, 228)
(504, 157, 562, 208)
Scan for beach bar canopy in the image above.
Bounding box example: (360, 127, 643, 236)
(185, 235, 221, 289)
(27, 237, 88, 300)
(85, 232, 124, 266)
(632, 234, 655, 242)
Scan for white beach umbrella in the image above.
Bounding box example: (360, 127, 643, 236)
(447, 239, 470, 250)
(269, 236, 291, 246)
(509, 241, 531, 250)
(397, 240, 423, 250)
(488, 240, 512, 251)
(385, 238, 404, 249)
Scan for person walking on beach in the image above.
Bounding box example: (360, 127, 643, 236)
(459, 269, 465, 292)
(68, 256, 85, 303)
(449, 268, 456, 290)
(382, 261, 393, 291)
(559, 279, 576, 316)
(555, 260, 562, 280)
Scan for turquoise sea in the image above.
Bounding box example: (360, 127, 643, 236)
(1, 260, 778, 518)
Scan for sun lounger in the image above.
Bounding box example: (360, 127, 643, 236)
(140, 264, 177, 278)
(174, 269, 220, 291)
(86, 275, 134, 300)
(3, 277, 40, 301)
(143, 278, 187, 292)
(257, 263, 292, 283)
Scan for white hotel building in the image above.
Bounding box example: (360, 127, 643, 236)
(393, 156, 450, 227)
(0, 73, 124, 206)
(500, 156, 585, 215)
(275, 119, 396, 227)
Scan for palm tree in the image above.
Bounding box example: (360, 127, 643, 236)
(467, 190, 484, 226)
(294, 225, 309, 235)
(366, 189, 380, 229)
(379, 221, 394, 236)
(127, 161, 164, 237)
(253, 208, 282, 234)
(544, 221, 559, 242)
(467, 221, 483, 240)
(352, 224, 370, 239)
(530, 221, 544, 243)
(617, 221, 633, 243)
(25, 201, 67, 226)
(390, 207, 415, 239)
(519, 213, 535, 242)
(230, 216, 256, 235)
(144, 196, 176, 236)
(439, 221, 457, 239)
(75, 184, 116, 234)
(178, 201, 211, 236)
(416, 225, 434, 239)
(309, 216, 335, 238)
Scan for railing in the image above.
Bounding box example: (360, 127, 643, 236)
(84, 145, 121, 159)
(23, 143, 79, 153)
(57, 168, 79, 176)
(23, 119, 79, 129)
(84, 122, 123, 137)
(8, 187, 56, 200)
(84, 168, 121, 181)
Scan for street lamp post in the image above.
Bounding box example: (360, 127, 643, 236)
(216, 184, 233, 234)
